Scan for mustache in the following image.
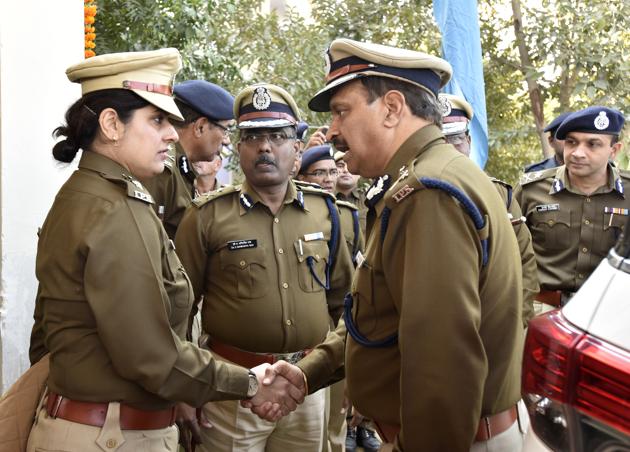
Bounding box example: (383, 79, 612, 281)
(331, 137, 348, 151)
(255, 155, 277, 166)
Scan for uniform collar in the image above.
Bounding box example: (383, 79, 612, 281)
(79, 150, 132, 180)
(239, 179, 307, 215)
(550, 163, 624, 197)
(175, 143, 198, 183)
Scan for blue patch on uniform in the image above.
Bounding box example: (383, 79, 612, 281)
(552, 178, 564, 193)
(178, 155, 191, 174)
(615, 178, 624, 195)
(239, 193, 254, 211)
(365, 175, 391, 209)
(296, 190, 305, 209)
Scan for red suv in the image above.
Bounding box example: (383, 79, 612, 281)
(522, 216, 630, 451)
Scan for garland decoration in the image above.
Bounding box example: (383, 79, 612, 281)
(84, 0, 97, 58)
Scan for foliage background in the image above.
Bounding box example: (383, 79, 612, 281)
(97, 0, 630, 185)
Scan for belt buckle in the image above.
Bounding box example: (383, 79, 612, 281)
(50, 394, 63, 419)
(274, 350, 306, 365)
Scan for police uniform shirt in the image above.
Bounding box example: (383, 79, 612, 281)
(490, 178, 539, 326)
(142, 142, 197, 239)
(524, 155, 561, 173)
(514, 164, 629, 292)
(300, 125, 523, 450)
(336, 188, 368, 234)
(29, 151, 250, 409)
(175, 179, 354, 353)
(336, 200, 365, 265)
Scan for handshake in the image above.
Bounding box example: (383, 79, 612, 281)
(241, 360, 308, 421)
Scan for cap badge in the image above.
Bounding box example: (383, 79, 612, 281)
(324, 49, 332, 77)
(594, 111, 610, 130)
(438, 95, 452, 117)
(252, 87, 272, 111)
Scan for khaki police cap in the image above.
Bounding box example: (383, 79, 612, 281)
(66, 48, 183, 121)
(234, 83, 301, 129)
(309, 38, 452, 112)
(334, 151, 345, 162)
(438, 94, 473, 136)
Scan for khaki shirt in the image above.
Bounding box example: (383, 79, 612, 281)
(299, 125, 523, 451)
(174, 180, 353, 353)
(514, 164, 629, 292)
(29, 152, 249, 410)
(337, 200, 365, 264)
(336, 188, 367, 234)
(491, 178, 539, 326)
(142, 143, 196, 239)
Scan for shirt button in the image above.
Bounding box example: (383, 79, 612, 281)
(584, 219, 590, 225)
(586, 197, 591, 203)
(286, 319, 292, 326)
(547, 220, 554, 226)
(106, 439, 117, 449)
(274, 218, 279, 224)
(315, 254, 320, 259)
(278, 248, 284, 254)
(578, 273, 585, 279)
(582, 247, 588, 253)
(240, 260, 246, 267)
(282, 283, 289, 289)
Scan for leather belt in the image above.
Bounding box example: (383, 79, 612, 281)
(372, 405, 518, 444)
(207, 338, 311, 368)
(46, 392, 176, 430)
(474, 406, 518, 442)
(536, 289, 575, 308)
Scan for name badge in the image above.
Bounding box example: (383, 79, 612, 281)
(535, 203, 559, 212)
(304, 232, 324, 241)
(227, 239, 257, 250)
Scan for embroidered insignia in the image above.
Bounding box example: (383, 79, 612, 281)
(133, 190, 152, 202)
(437, 94, 452, 117)
(228, 239, 258, 250)
(392, 184, 415, 203)
(252, 87, 272, 111)
(397, 166, 409, 183)
(615, 178, 624, 194)
(131, 179, 143, 189)
(536, 203, 560, 212)
(239, 193, 253, 210)
(179, 155, 190, 174)
(366, 175, 389, 201)
(594, 111, 610, 130)
(304, 231, 324, 241)
(552, 178, 564, 193)
(296, 190, 305, 209)
(604, 207, 629, 215)
(355, 250, 365, 268)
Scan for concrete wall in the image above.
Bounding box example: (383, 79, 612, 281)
(0, 1, 83, 392)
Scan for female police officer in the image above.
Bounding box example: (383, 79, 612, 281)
(26, 48, 303, 452)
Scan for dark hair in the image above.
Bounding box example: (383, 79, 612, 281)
(359, 77, 443, 127)
(52, 89, 149, 163)
(610, 135, 620, 146)
(173, 99, 202, 128)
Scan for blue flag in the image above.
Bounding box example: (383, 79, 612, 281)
(433, 0, 488, 168)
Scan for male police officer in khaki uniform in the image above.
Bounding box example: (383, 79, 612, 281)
(439, 93, 539, 326)
(175, 83, 353, 452)
(335, 151, 368, 236)
(275, 38, 526, 452)
(143, 80, 234, 239)
(515, 106, 628, 311)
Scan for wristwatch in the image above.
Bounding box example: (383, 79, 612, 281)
(247, 370, 259, 398)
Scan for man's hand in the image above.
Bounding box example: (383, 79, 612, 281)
(175, 403, 212, 452)
(240, 360, 307, 421)
(304, 126, 328, 150)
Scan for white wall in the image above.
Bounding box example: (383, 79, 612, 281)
(0, 1, 83, 392)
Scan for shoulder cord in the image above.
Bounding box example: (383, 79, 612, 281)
(306, 196, 340, 290)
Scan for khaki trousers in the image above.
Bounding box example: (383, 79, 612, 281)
(27, 404, 178, 452)
(196, 389, 326, 452)
(323, 380, 346, 452)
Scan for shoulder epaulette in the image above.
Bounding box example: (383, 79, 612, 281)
(336, 199, 359, 211)
(192, 184, 240, 208)
(489, 177, 512, 191)
(100, 172, 154, 204)
(295, 180, 337, 202)
(518, 167, 557, 186)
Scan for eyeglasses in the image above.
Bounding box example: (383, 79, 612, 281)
(208, 119, 235, 137)
(303, 169, 339, 178)
(240, 131, 296, 146)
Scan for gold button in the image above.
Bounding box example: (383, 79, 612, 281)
(282, 283, 289, 289)
(315, 254, 320, 259)
(584, 219, 590, 225)
(286, 319, 292, 326)
(274, 218, 280, 223)
(547, 220, 554, 226)
(578, 273, 584, 279)
(278, 248, 284, 254)
(582, 247, 588, 253)
(240, 260, 246, 267)
(106, 439, 117, 449)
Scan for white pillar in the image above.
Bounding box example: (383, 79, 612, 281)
(0, 0, 83, 392)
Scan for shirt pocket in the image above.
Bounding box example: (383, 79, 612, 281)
(163, 239, 194, 312)
(294, 240, 329, 293)
(219, 245, 268, 299)
(599, 212, 626, 255)
(530, 209, 572, 250)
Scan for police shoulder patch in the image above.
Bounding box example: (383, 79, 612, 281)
(192, 184, 240, 208)
(519, 167, 556, 186)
